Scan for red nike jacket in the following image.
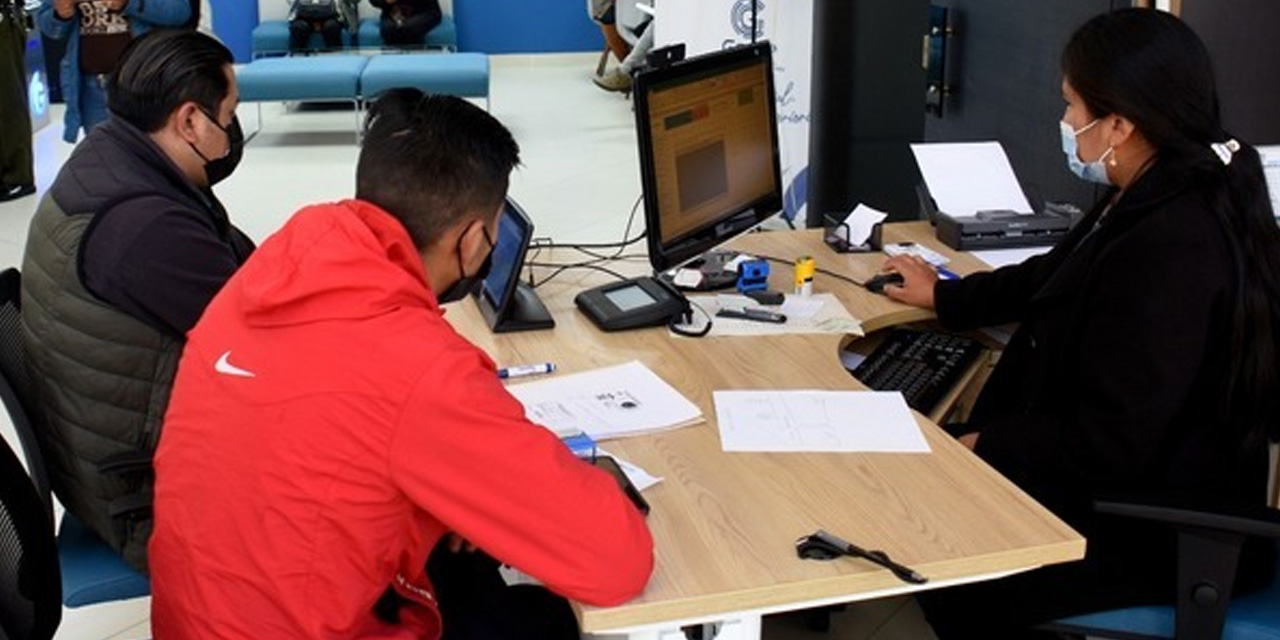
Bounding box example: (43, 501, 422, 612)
(149, 200, 654, 639)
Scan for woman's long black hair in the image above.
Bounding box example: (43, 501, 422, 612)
(1063, 8, 1280, 447)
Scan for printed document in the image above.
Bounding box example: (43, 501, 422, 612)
(689, 293, 864, 337)
(911, 142, 1034, 217)
(508, 360, 703, 440)
(971, 245, 1051, 270)
(714, 390, 930, 453)
(1260, 145, 1280, 220)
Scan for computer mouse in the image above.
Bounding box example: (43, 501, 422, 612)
(864, 272, 905, 295)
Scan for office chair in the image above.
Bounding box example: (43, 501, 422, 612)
(0, 430, 61, 640)
(0, 268, 151, 608)
(1044, 493, 1280, 640)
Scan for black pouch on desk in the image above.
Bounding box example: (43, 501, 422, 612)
(590, 456, 649, 516)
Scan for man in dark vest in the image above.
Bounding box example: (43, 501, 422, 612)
(21, 29, 254, 573)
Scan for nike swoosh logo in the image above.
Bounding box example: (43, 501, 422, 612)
(214, 350, 256, 378)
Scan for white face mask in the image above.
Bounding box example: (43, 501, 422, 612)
(1060, 119, 1114, 185)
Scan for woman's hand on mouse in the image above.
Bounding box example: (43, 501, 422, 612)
(881, 255, 938, 309)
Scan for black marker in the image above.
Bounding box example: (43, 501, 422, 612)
(716, 308, 787, 324)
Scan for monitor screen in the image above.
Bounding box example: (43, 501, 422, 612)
(480, 201, 527, 311)
(634, 42, 783, 271)
(472, 198, 555, 333)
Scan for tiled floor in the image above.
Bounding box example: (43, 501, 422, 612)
(0, 52, 931, 640)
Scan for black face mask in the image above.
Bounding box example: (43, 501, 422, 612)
(437, 224, 495, 304)
(188, 109, 244, 186)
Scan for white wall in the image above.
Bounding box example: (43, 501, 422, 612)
(259, 0, 454, 22)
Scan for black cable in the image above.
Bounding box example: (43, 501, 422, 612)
(524, 194, 648, 288)
(526, 261, 631, 288)
(531, 195, 646, 253)
(668, 298, 713, 338)
(752, 253, 869, 288)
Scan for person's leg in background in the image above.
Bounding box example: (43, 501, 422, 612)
(594, 26, 652, 93)
(599, 16, 629, 69)
(77, 73, 110, 135)
(288, 18, 314, 51)
(320, 18, 343, 50)
(0, 9, 36, 201)
(380, 9, 438, 48)
(426, 539, 578, 640)
(386, 10, 440, 47)
(590, 0, 629, 77)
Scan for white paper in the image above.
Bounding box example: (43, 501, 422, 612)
(971, 246, 1052, 270)
(714, 390, 929, 453)
(839, 349, 867, 371)
(508, 361, 703, 441)
(911, 142, 1034, 217)
(599, 449, 663, 492)
(672, 268, 703, 288)
(836, 204, 888, 246)
(1259, 145, 1280, 220)
(882, 242, 950, 267)
(688, 293, 864, 337)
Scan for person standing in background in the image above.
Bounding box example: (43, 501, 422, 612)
(36, 0, 191, 143)
(0, 0, 35, 201)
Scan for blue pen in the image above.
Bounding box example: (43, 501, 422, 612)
(498, 362, 556, 379)
(935, 266, 961, 280)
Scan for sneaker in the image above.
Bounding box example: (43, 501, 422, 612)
(0, 183, 35, 203)
(593, 68, 632, 93)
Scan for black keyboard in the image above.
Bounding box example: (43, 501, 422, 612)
(849, 329, 984, 415)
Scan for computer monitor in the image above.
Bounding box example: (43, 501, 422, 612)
(633, 42, 784, 274)
(472, 198, 555, 333)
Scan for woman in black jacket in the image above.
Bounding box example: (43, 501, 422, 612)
(882, 9, 1280, 638)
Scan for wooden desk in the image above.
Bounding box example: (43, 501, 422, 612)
(448, 222, 1084, 638)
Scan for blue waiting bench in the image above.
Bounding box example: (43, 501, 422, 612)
(251, 16, 457, 58)
(235, 53, 490, 140)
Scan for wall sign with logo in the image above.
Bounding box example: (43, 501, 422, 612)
(26, 30, 50, 132)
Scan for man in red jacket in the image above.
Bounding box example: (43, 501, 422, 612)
(149, 90, 654, 640)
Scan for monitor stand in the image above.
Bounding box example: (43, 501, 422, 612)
(491, 281, 556, 333)
(659, 249, 741, 292)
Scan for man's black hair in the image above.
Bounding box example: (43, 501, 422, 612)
(357, 89, 521, 249)
(108, 29, 234, 133)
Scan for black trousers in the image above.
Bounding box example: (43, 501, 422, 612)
(918, 528, 1276, 639)
(918, 551, 1168, 639)
(0, 13, 33, 187)
(379, 10, 441, 47)
(424, 542, 579, 640)
(289, 17, 343, 51)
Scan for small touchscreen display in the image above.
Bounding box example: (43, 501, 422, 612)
(604, 284, 656, 312)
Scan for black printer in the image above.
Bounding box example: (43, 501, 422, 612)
(932, 203, 1083, 251)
